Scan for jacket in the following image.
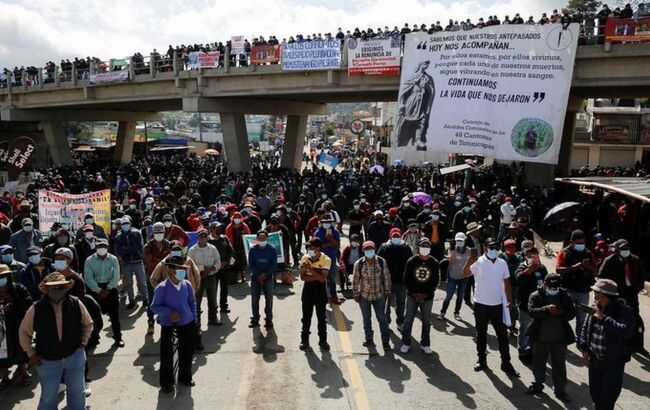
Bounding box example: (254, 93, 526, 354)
(248, 245, 278, 281)
(144, 239, 172, 275)
(598, 253, 644, 295)
(527, 288, 576, 345)
(577, 298, 636, 362)
(113, 229, 144, 263)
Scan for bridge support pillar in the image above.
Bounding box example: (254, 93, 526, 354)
(114, 121, 136, 164)
(281, 115, 308, 170)
(221, 113, 250, 173)
(41, 121, 73, 166)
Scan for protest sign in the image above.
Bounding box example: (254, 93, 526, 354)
(318, 153, 339, 168)
(231, 36, 246, 55)
(242, 231, 285, 263)
(38, 190, 111, 234)
(251, 45, 281, 64)
(0, 136, 36, 180)
(187, 51, 221, 69)
(282, 40, 341, 71)
(392, 24, 579, 165)
(348, 37, 401, 76)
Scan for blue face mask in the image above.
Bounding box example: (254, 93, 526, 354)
(487, 249, 498, 259)
(0, 277, 7, 287)
(175, 270, 187, 281)
(1, 254, 13, 264)
(54, 260, 67, 271)
(364, 250, 376, 259)
(574, 244, 585, 252)
(29, 255, 41, 265)
(391, 238, 402, 245)
(121, 224, 131, 232)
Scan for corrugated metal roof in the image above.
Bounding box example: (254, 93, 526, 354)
(555, 177, 650, 203)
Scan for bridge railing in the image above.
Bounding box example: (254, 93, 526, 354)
(3, 18, 645, 92)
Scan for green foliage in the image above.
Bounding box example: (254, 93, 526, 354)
(565, 0, 602, 14)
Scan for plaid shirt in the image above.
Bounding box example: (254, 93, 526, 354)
(579, 314, 607, 359)
(352, 256, 391, 301)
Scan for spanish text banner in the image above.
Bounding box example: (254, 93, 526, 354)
(38, 190, 111, 235)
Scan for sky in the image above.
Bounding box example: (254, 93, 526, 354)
(1, 0, 573, 68)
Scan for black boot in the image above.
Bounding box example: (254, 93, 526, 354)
(319, 336, 330, 351)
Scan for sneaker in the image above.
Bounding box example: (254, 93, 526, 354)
(113, 339, 125, 348)
(422, 346, 433, 355)
(58, 383, 67, 394)
(84, 386, 92, 397)
(264, 320, 274, 329)
(474, 361, 488, 372)
(526, 384, 543, 395)
(362, 340, 376, 348)
(249, 320, 259, 328)
(453, 312, 461, 320)
(400, 344, 411, 354)
(299, 342, 311, 351)
(438, 311, 446, 320)
(501, 362, 520, 378)
(319, 341, 331, 351)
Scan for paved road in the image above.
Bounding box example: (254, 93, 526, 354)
(6, 247, 650, 410)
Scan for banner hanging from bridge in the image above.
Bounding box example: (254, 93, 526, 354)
(187, 51, 221, 69)
(347, 37, 401, 76)
(281, 40, 341, 71)
(391, 24, 579, 165)
(231, 35, 246, 55)
(38, 190, 111, 235)
(605, 17, 650, 43)
(251, 45, 281, 64)
(90, 70, 129, 84)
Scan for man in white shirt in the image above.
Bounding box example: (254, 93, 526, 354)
(498, 197, 516, 243)
(469, 238, 519, 377)
(188, 230, 222, 337)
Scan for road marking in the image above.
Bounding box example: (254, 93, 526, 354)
(332, 305, 370, 410)
(235, 338, 256, 410)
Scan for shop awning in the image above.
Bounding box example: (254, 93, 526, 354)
(555, 176, 650, 203)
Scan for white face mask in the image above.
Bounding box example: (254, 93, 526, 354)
(620, 250, 630, 258)
(96, 248, 108, 256)
(154, 233, 164, 242)
(350, 241, 359, 247)
(171, 250, 182, 258)
(419, 247, 431, 256)
(85, 232, 94, 240)
(431, 214, 440, 221)
(322, 223, 331, 229)
(307, 250, 316, 258)
(234, 219, 241, 225)
(164, 221, 172, 228)
(85, 218, 94, 225)
(258, 241, 267, 248)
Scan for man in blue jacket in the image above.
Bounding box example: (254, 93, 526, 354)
(248, 230, 277, 329)
(113, 217, 148, 310)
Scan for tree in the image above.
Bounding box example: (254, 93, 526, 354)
(566, 0, 602, 14)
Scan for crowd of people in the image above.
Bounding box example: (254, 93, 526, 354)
(0, 149, 646, 409)
(1, 3, 645, 88)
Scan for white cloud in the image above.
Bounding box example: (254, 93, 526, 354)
(0, 0, 566, 67)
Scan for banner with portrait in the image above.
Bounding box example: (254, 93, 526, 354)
(392, 24, 579, 165)
(38, 190, 111, 235)
(251, 45, 281, 64)
(242, 231, 285, 263)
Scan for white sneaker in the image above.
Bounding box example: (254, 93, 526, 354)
(400, 344, 411, 354)
(58, 384, 67, 394)
(85, 386, 92, 397)
(422, 346, 433, 355)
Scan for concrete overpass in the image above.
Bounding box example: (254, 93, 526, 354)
(2, 43, 650, 172)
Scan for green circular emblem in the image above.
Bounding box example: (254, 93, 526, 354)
(511, 118, 554, 157)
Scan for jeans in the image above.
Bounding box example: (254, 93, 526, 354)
(474, 302, 511, 364)
(518, 309, 532, 354)
(326, 264, 338, 299)
(90, 288, 122, 341)
(358, 297, 390, 343)
(197, 274, 218, 324)
(251, 279, 274, 322)
(160, 322, 195, 388)
(402, 296, 434, 347)
(532, 342, 567, 393)
(441, 277, 468, 315)
(568, 291, 590, 334)
(37, 348, 86, 410)
(122, 261, 149, 305)
(301, 282, 328, 342)
(216, 270, 229, 308)
(385, 283, 406, 325)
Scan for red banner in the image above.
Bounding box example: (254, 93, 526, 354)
(605, 17, 650, 43)
(251, 45, 281, 65)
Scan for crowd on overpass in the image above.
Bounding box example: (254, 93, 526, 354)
(0, 145, 647, 409)
(1, 3, 647, 88)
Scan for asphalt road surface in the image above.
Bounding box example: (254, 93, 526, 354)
(5, 244, 650, 410)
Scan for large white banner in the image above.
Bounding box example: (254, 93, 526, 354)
(392, 24, 579, 165)
(282, 40, 341, 71)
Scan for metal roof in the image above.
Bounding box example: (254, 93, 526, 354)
(555, 176, 650, 203)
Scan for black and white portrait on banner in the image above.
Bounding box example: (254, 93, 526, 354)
(394, 61, 435, 151)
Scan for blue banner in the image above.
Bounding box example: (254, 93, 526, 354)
(281, 40, 341, 71)
(318, 153, 339, 168)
